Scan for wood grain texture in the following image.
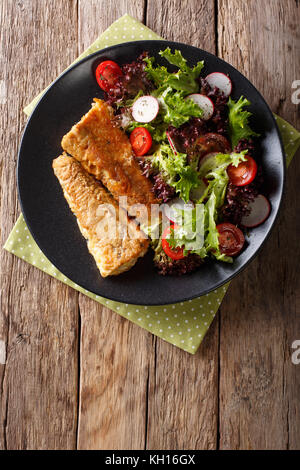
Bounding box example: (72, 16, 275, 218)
(77, 307, 150, 450)
(0, 0, 79, 450)
(146, 322, 219, 450)
(147, 0, 216, 54)
(76, 0, 150, 450)
(218, 0, 300, 450)
(78, 0, 146, 54)
(1, 0, 299, 451)
(146, 0, 219, 450)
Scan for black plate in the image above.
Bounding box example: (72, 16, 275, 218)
(18, 40, 285, 305)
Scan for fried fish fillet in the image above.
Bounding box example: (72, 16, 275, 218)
(61, 98, 158, 218)
(52, 154, 149, 277)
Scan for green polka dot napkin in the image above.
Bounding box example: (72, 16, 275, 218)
(4, 14, 300, 354)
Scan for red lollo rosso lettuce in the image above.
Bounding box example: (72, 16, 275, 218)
(227, 96, 260, 147)
(104, 52, 154, 107)
(138, 158, 176, 202)
(152, 238, 203, 276)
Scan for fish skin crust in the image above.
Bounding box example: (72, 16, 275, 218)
(52, 154, 149, 277)
(61, 98, 158, 217)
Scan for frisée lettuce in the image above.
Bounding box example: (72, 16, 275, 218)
(144, 48, 204, 94)
(149, 144, 200, 202)
(228, 96, 260, 147)
(142, 48, 205, 129)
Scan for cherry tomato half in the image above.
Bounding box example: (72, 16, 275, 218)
(195, 133, 231, 160)
(162, 225, 185, 260)
(227, 155, 257, 186)
(130, 127, 153, 156)
(216, 223, 245, 257)
(95, 60, 122, 92)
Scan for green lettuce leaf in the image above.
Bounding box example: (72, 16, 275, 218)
(123, 89, 144, 107)
(144, 48, 204, 95)
(136, 49, 205, 132)
(152, 165, 233, 263)
(159, 48, 204, 76)
(126, 121, 155, 133)
(159, 48, 204, 93)
(143, 56, 170, 87)
(228, 96, 260, 147)
(167, 205, 207, 257)
(198, 150, 248, 179)
(150, 144, 200, 202)
(204, 186, 232, 263)
(163, 151, 248, 262)
(155, 87, 203, 128)
(201, 159, 237, 263)
(125, 116, 168, 143)
(173, 166, 201, 203)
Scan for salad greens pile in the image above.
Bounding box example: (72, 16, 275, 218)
(160, 151, 247, 263)
(125, 48, 258, 147)
(125, 48, 205, 139)
(120, 47, 260, 266)
(145, 48, 204, 95)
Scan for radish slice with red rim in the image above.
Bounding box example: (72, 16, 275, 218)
(163, 198, 194, 223)
(241, 194, 271, 228)
(205, 72, 232, 97)
(186, 94, 214, 120)
(166, 131, 178, 154)
(132, 96, 159, 123)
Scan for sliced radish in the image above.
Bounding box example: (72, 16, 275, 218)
(166, 131, 178, 154)
(132, 95, 159, 123)
(163, 198, 194, 223)
(241, 194, 271, 228)
(205, 72, 232, 97)
(186, 94, 214, 120)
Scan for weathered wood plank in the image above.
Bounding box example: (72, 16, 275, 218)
(146, 0, 219, 450)
(77, 306, 151, 450)
(78, 0, 147, 54)
(1, 0, 299, 452)
(0, 0, 79, 450)
(218, 0, 300, 450)
(147, 322, 219, 450)
(76, 0, 150, 450)
(147, 0, 216, 54)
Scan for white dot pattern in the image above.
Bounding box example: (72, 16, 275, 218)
(5, 215, 228, 354)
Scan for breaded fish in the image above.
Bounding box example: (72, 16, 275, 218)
(61, 98, 158, 218)
(52, 154, 149, 277)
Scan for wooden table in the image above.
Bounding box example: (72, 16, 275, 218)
(0, 0, 299, 450)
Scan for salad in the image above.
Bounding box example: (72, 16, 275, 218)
(94, 48, 271, 275)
